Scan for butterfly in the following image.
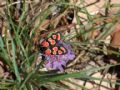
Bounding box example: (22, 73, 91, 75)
(40, 32, 67, 55)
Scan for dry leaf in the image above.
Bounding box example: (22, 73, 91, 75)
(110, 20, 120, 49)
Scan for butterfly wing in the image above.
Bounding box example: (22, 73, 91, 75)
(51, 32, 61, 41)
(52, 46, 67, 55)
(40, 32, 67, 55)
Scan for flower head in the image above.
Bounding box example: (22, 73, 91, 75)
(43, 40, 75, 71)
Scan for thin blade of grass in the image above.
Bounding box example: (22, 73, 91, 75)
(11, 37, 21, 83)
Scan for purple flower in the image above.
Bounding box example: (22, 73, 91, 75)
(43, 41, 75, 71)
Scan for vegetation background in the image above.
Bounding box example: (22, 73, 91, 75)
(0, 0, 120, 90)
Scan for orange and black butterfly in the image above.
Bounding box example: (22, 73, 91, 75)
(40, 32, 67, 55)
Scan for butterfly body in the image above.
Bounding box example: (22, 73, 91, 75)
(40, 32, 67, 55)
